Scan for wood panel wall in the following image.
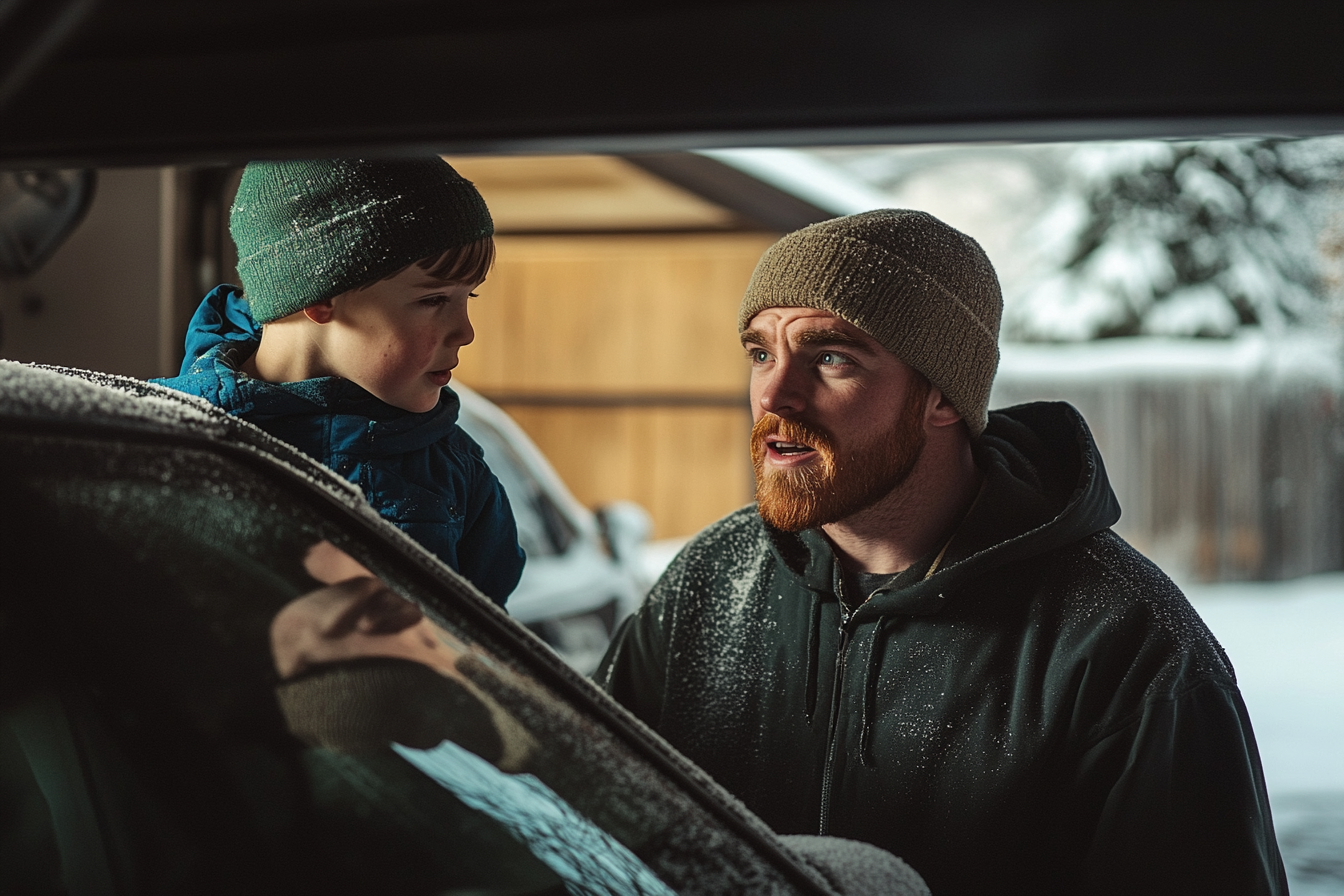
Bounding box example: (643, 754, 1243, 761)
(455, 233, 778, 539)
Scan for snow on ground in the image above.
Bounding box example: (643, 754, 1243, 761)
(1182, 572, 1344, 895)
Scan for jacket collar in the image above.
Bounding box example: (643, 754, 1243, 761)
(170, 284, 463, 454)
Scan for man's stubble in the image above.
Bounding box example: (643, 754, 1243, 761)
(752, 377, 931, 532)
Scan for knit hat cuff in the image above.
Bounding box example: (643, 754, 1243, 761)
(740, 233, 999, 436)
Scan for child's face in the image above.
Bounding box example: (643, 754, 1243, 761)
(324, 265, 478, 412)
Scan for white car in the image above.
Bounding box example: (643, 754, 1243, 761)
(453, 382, 659, 672)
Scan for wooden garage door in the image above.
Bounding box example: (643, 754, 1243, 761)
(455, 232, 776, 540)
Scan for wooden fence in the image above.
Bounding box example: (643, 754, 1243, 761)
(992, 337, 1344, 582)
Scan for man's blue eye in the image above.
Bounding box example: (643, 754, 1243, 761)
(752, 350, 770, 363)
(820, 352, 841, 365)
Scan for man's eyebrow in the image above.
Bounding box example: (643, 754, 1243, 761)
(793, 328, 872, 350)
(740, 326, 874, 351)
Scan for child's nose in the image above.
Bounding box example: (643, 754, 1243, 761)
(448, 309, 474, 347)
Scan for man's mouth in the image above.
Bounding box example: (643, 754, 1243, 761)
(767, 439, 816, 459)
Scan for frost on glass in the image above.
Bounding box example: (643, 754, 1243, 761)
(0, 359, 227, 436)
(442, 651, 805, 895)
(0, 360, 374, 515)
(1, 425, 824, 894)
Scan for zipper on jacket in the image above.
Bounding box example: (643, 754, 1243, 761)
(818, 610, 853, 836)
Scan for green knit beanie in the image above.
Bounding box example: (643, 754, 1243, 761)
(230, 157, 493, 324)
(738, 209, 1002, 437)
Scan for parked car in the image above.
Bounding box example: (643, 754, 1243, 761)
(0, 360, 925, 895)
(453, 381, 655, 672)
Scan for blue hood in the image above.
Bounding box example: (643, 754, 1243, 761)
(153, 285, 524, 605)
(159, 284, 464, 456)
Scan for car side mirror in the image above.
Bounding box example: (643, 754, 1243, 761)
(0, 169, 96, 278)
(594, 500, 652, 566)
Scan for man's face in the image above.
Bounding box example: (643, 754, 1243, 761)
(318, 266, 479, 413)
(741, 307, 929, 531)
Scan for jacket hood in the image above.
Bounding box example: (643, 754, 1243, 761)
(768, 401, 1121, 619)
(156, 285, 462, 455)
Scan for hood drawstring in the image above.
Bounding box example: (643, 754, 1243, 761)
(859, 617, 890, 767)
(805, 592, 822, 723)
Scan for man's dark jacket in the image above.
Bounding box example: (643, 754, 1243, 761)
(597, 402, 1286, 895)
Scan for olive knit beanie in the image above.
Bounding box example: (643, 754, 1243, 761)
(230, 157, 493, 324)
(738, 209, 1002, 436)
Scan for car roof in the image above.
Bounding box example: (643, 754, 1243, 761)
(1, 0, 1341, 169)
(0, 359, 373, 512)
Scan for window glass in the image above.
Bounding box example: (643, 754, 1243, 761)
(0, 429, 809, 895)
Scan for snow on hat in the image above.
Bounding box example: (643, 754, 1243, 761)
(230, 157, 493, 324)
(738, 209, 1002, 436)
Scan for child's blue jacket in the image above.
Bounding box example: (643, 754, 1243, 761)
(153, 285, 524, 606)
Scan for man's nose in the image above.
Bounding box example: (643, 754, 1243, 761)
(756, 360, 806, 418)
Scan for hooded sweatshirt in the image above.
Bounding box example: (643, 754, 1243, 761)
(597, 401, 1286, 895)
(153, 286, 523, 605)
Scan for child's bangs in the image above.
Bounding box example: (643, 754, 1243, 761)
(416, 237, 495, 284)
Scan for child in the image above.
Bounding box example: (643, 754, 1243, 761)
(154, 157, 523, 606)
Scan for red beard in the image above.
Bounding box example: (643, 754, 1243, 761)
(752, 379, 930, 532)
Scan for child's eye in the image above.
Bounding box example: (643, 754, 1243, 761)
(468, 292, 478, 298)
(419, 295, 448, 307)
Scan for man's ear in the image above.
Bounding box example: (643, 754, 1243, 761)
(926, 387, 964, 429)
(302, 299, 335, 324)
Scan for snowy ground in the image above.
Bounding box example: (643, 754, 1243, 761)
(1182, 572, 1344, 895)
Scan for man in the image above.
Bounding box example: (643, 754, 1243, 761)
(597, 210, 1287, 895)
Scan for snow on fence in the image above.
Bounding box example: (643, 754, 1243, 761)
(991, 332, 1344, 583)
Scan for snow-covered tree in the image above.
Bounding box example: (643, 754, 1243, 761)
(1005, 138, 1344, 341)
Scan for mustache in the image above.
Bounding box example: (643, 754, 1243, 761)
(751, 412, 837, 532)
(750, 413, 836, 459)
(750, 414, 839, 499)
(752, 411, 833, 459)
